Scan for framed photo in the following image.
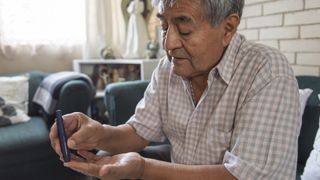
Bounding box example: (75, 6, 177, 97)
(91, 64, 141, 91)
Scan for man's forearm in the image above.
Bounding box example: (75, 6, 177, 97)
(142, 158, 237, 180)
(98, 124, 149, 154)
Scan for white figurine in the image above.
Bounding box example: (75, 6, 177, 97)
(123, 0, 150, 58)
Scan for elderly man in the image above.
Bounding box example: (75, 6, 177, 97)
(50, 0, 300, 179)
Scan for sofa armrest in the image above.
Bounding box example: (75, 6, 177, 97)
(57, 79, 93, 116)
(104, 80, 150, 126)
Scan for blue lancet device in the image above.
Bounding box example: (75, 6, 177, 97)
(55, 110, 71, 162)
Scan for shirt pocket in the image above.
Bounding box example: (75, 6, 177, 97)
(204, 115, 234, 163)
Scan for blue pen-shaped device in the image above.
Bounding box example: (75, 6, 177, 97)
(55, 110, 71, 162)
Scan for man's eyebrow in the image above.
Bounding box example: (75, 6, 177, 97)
(156, 13, 193, 24)
(173, 15, 192, 24)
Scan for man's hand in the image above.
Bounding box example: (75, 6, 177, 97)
(49, 112, 105, 157)
(64, 151, 145, 180)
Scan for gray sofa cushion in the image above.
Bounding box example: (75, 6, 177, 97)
(0, 116, 51, 165)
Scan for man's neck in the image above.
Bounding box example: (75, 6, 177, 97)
(189, 75, 208, 104)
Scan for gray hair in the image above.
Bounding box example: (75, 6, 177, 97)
(152, 0, 244, 27)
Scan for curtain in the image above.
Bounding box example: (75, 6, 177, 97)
(0, 0, 133, 63)
(84, 0, 126, 59)
(0, 0, 85, 61)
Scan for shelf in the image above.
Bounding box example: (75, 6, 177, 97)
(73, 58, 159, 98)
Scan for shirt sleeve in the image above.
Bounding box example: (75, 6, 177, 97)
(126, 59, 167, 142)
(223, 75, 300, 180)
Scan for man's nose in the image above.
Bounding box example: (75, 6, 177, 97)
(164, 26, 183, 51)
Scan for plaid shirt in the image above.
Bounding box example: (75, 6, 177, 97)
(127, 33, 300, 179)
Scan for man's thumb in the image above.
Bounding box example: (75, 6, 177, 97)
(67, 129, 86, 149)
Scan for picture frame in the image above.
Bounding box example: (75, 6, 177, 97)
(91, 63, 141, 91)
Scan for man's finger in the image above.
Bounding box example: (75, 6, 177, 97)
(67, 127, 97, 149)
(49, 123, 63, 156)
(77, 150, 101, 162)
(64, 161, 100, 177)
(70, 153, 86, 162)
(62, 113, 81, 137)
(67, 129, 87, 149)
(49, 123, 58, 140)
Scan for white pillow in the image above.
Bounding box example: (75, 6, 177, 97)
(0, 75, 30, 126)
(301, 94, 320, 180)
(299, 88, 313, 120)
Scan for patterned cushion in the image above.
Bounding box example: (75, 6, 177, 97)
(0, 75, 30, 126)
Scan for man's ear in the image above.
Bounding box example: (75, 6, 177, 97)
(222, 14, 240, 47)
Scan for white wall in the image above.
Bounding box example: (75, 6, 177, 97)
(239, 0, 320, 76)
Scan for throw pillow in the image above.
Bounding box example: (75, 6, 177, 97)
(299, 88, 313, 120)
(0, 75, 31, 126)
(301, 94, 320, 180)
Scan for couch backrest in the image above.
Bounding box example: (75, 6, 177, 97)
(296, 76, 320, 165)
(104, 80, 150, 126)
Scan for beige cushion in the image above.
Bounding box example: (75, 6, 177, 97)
(0, 75, 30, 126)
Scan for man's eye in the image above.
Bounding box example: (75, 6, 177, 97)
(178, 26, 191, 36)
(179, 31, 191, 36)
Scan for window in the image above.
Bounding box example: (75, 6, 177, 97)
(0, 0, 85, 49)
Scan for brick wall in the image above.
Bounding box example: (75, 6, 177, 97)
(238, 0, 320, 76)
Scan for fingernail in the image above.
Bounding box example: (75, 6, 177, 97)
(68, 139, 76, 148)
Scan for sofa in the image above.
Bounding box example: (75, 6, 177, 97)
(296, 76, 320, 180)
(104, 80, 150, 126)
(0, 71, 93, 180)
(104, 76, 320, 179)
(104, 80, 171, 162)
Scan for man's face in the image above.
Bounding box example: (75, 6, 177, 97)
(157, 0, 227, 78)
